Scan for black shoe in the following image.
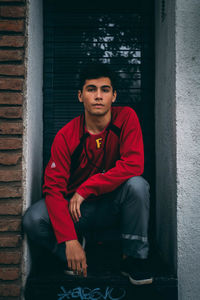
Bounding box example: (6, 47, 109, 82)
(121, 257, 153, 285)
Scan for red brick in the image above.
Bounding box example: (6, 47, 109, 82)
(0, 283, 20, 297)
(0, 20, 24, 32)
(0, 35, 24, 47)
(0, 122, 23, 134)
(0, 234, 21, 247)
(0, 0, 24, 1)
(0, 107, 22, 118)
(0, 250, 21, 264)
(0, 217, 21, 231)
(0, 6, 25, 18)
(0, 106, 22, 119)
(0, 138, 22, 150)
(0, 78, 23, 91)
(0, 185, 22, 198)
(0, 92, 23, 105)
(0, 151, 21, 165)
(0, 267, 20, 280)
(0, 200, 22, 215)
(0, 107, 22, 119)
(0, 169, 22, 182)
(0, 64, 25, 76)
(0, 50, 23, 61)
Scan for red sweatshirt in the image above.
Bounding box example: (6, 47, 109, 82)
(43, 106, 144, 243)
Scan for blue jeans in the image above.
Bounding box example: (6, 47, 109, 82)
(23, 176, 150, 264)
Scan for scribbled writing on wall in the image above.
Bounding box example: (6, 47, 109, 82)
(57, 286, 126, 300)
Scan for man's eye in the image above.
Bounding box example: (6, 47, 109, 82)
(102, 89, 109, 93)
(88, 88, 95, 92)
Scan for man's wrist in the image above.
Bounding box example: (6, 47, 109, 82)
(65, 239, 78, 245)
(65, 239, 77, 242)
(76, 189, 87, 200)
(75, 191, 85, 200)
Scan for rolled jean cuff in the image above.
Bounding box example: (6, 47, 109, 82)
(122, 234, 149, 259)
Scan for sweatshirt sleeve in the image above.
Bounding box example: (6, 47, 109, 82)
(76, 109, 144, 199)
(43, 132, 77, 244)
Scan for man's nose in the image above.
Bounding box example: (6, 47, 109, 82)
(95, 89, 103, 99)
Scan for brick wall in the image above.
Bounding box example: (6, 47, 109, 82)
(0, 0, 26, 298)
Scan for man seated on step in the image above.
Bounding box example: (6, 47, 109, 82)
(23, 63, 152, 285)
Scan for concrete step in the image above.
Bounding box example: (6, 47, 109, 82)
(24, 240, 177, 300)
(24, 272, 177, 300)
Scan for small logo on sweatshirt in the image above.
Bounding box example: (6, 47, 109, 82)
(96, 138, 103, 149)
(51, 162, 56, 168)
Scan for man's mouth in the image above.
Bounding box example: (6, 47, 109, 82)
(92, 104, 104, 107)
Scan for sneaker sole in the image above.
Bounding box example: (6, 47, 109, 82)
(121, 271, 153, 285)
(64, 270, 76, 276)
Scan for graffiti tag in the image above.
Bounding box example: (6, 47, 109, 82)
(57, 286, 126, 300)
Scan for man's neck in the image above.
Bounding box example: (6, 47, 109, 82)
(85, 111, 111, 134)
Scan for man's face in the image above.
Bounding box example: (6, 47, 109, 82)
(78, 77, 117, 117)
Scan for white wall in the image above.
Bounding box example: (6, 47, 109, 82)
(22, 0, 43, 285)
(176, 0, 200, 299)
(156, 0, 200, 298)
(155, 0, 177, 271)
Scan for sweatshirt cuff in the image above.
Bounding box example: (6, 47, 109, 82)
(76, 186, 89, 200)
(56, 228, 78, 244)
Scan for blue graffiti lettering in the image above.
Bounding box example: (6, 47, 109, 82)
(57, 286, 126, 300)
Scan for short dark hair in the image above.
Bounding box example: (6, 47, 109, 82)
(78, 63, 117, 92)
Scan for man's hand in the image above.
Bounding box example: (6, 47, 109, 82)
(65, 240, 87, 277)
(69, 192, 85, 222)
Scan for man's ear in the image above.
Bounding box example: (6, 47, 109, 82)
(78, 90, 83, 103)
(112, 90, 117, 103)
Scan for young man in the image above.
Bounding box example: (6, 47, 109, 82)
(23, 64, 152, 285)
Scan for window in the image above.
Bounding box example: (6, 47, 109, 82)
(43, 0, 155, 195)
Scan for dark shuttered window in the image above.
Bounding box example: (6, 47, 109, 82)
(43, 1, 154, 190)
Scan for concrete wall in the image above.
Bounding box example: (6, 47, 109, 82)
(156, 0, 200, 298)
(23, 0, 43, 212)
(176, 0, 200, 299)
(22, 0, 43, 281)
(155, 0, 177, 271)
